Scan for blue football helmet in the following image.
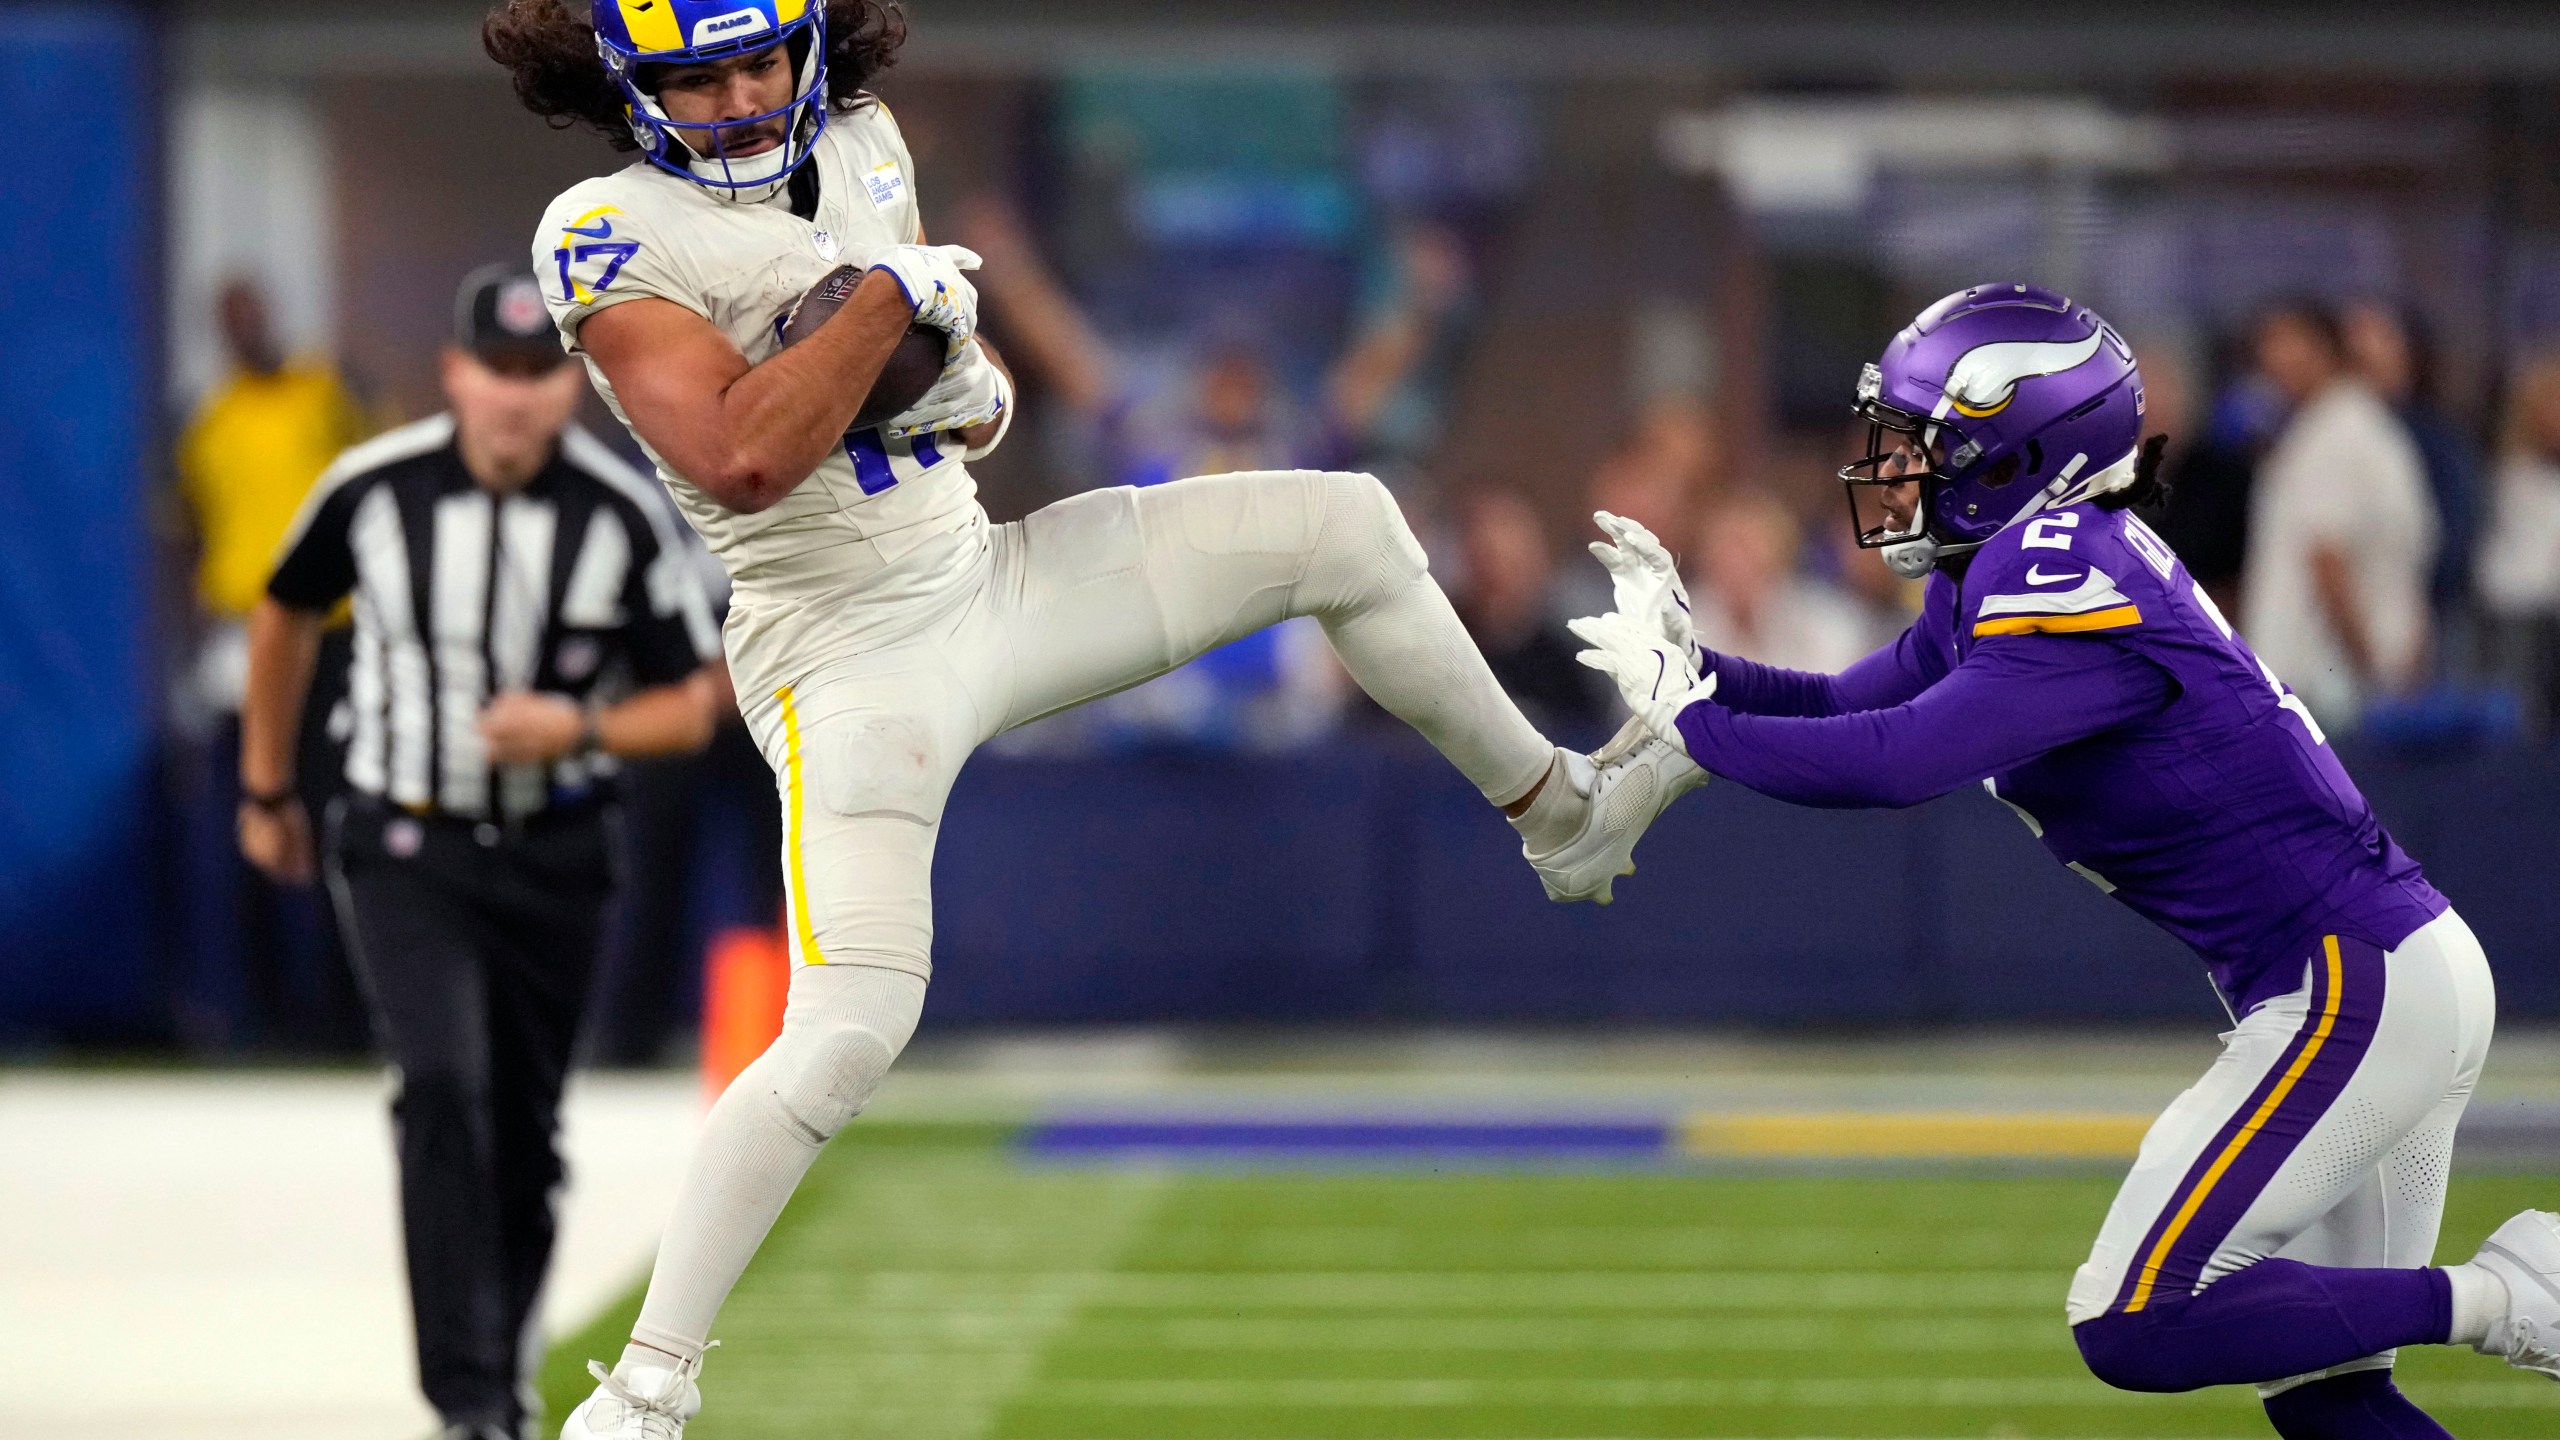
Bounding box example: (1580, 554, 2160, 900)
(591, 0, 829, 201)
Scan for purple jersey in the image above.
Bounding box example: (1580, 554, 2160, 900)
(1673, 501, 2445, 1011)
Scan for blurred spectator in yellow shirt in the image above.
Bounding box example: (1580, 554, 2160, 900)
(178, 281, 367, 648)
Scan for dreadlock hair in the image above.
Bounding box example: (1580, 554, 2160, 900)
(2093, 433, 2174, 513)
(482, 0, 907, 150)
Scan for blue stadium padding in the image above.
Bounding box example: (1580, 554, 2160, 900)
(913, 741, 2560, 1029)
(1401, 766, 1936, 1023)
(2354, 747, 2560, 1019)
(926, 748, 1399, 1022)
(0, 6, 155, 1041)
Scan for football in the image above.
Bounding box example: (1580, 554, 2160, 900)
(779, 263, 950, 428)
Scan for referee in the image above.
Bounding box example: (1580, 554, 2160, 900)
(238, 266, 719, 1440)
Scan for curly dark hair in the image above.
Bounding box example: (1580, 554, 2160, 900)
(483, 0, 907, 151)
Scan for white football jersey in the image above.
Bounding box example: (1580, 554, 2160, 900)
(534, 103, 989, 696)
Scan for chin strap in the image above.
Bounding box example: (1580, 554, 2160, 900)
(1882, 536, 1939, 579)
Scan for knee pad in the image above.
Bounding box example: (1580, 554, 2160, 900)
(766, 968, 926, 1142)
(1300, 471, 1427, 617)
(771, 1021, 899, 1141)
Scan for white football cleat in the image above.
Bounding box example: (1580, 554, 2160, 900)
(560, 1357, 702, 1440)
(1525, 718, 1708, 905)
(2468, 1210, 2560, 1379)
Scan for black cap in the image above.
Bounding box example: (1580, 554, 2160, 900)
(455, 264, 567, 373)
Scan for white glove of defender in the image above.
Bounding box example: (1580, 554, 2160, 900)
(1587, 510, 1698, 666)
(866, 243, 983, 352)
(1569, 609, 1719, 754)
(885, 338, 1012, 444)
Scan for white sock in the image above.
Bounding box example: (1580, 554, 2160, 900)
(1505, 749, 1594, 853)
(1320, 571, 1553, 803)
(2445, 1262, 2511, 1349)
(625, 967, 926, 1363)
(615, 1342, 693, 1376)
(1296, 473, 1552, 804)
(626, 1049, 826, 1363)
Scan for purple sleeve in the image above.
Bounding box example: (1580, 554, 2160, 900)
(1672, 635, 2175, 809)
(1705, 620, 1947, 719)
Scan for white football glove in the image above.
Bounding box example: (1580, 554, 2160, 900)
(865, 243, 983, 352)
(1569, 609, 1719, 753)
(1587, 509, 1697, 665)
(884, 339, 1012, 446)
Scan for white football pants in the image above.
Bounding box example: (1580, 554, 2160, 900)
(2066, 909, 2496, 1391)
(626, 470, 1555, 1362)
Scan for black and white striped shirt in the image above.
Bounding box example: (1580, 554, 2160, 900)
(268, 416, 718, 821)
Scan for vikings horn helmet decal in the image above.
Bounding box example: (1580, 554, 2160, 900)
(1942, 330, 2110, 419)
(590, 0, 830, 202)
(1840, 285, 2144, 577)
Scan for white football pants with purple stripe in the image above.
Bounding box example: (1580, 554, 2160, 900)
(2067, 909, 2496, 1387)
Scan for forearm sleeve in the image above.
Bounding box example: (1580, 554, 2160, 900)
(1702, 624, 1943, 719)
(1673, 636, 2174, 809)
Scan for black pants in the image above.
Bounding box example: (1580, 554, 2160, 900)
(328, 798, 614, 1431)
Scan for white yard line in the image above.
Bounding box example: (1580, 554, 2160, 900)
(0, 1071, 696, 1440)
(707, 1152, 1171, 1440)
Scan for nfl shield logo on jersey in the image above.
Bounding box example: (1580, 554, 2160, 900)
(811, 229, 841, 262)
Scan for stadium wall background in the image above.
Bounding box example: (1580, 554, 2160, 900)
(0, 5, 157, 1044)
(918, 742, 2560, 1030)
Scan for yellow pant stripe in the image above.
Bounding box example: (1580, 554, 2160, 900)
(778, 685, 825, 966)
(2123, 935, 2345, 1312)
(1972, 604, 2143, 638)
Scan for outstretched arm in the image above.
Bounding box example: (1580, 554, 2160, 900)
(1672, 637, 2173, 809)
(1585, 508, 1944, 720)
(1704, 623, 1948, 719)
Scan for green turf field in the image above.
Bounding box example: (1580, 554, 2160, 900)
(542, 1122, 2559, 1438)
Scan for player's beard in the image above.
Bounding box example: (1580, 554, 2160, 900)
(679, 115, 801, 202)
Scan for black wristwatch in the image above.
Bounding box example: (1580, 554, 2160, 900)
(241, 785, 297, 813)
(576, 709, 605, 758)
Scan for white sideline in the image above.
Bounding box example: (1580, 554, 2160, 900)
(0, 1070, 697, 1440)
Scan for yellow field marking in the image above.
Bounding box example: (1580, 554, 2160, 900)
(1677, 1111, 2154, 1160)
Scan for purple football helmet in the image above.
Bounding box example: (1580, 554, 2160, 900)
(1840, 284, 2145, 577)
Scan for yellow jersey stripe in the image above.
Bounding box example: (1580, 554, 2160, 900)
(2123, 936, 2345, 1312)
(617, 0, 685, 53)
(778, 685, 826, 966)
(1972, 604, 2143, 638)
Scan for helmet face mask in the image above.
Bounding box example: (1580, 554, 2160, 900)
(592, 0, 831, 201)
(1839, 378, 1956, 555)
